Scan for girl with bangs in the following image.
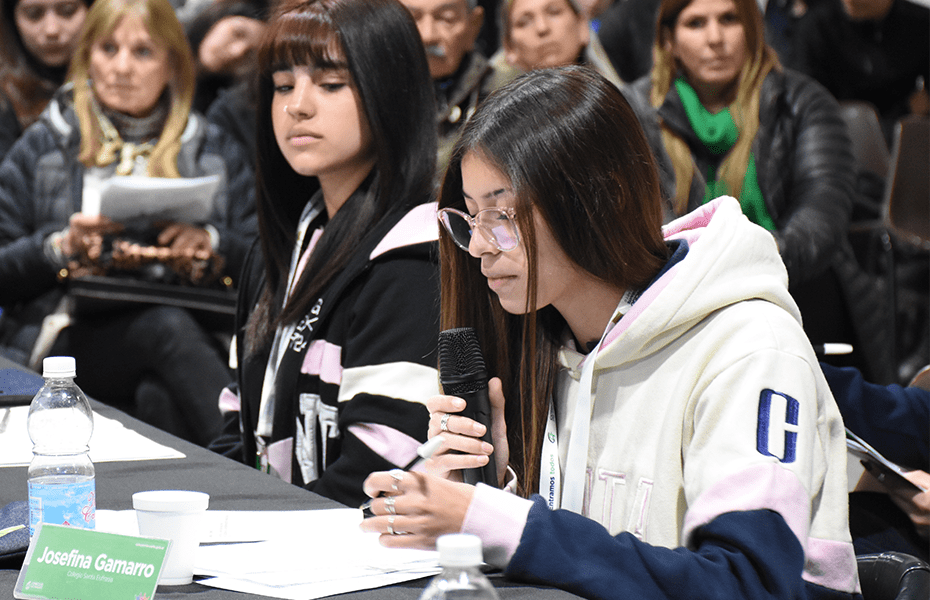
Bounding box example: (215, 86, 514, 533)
(220, 0, 442, 506)
(360, 66, 861, 600)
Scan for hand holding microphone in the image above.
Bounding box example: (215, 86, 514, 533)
(436, 327, 501, 487)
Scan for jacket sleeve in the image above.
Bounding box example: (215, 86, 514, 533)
(770, 72, 855, 284)
(509, 500, 816, 600)
(306, 251, 440, 506)
(821, 362, 930, 469)
(0, 128, 65, 305)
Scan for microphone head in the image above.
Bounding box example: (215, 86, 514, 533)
(438, 327, 488, 394)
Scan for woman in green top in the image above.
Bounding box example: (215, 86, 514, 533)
(639, 0, 854, 286)
(631, 0, 885, 377)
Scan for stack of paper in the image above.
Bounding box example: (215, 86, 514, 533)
(0, 407, 184, 466)
(97, 509, 440, 600)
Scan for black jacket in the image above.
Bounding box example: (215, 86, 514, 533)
(0, 87, 257, 364)
(634, 69, 855, 285)
(223, 199, 441, 507)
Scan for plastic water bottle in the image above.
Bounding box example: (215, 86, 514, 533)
(27, 356, 95, 538)
(419, 534, 500, 600)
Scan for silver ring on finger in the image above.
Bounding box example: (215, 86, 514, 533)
(440, 413, 451, 433)
(384, 496, 396, 515)
(389, 468, 404, 492)
(387, 514, 396, 535)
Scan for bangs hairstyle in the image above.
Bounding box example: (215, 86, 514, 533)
(262, 0, 345, 74)
(70, 0, 195, 178)
(439, 65, 668, 496)
(651, 0, 779, 212)
(249, 0, 436, 349)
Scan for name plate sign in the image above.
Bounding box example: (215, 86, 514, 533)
(14, 523, 168, 600)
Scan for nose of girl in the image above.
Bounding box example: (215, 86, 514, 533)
(467, 228, 499, 258)
(42, 14, 63, 39)
(285, 79, 315, 119)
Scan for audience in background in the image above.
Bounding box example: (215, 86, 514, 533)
(361, 66, 861, 599)
(0, 0, 256, 446)
(632, 0, 899, 382)
(574, 0, 613, 20)
(788, 0, 929, 143)
(190, 0, 269, 161)
(0, 0, 92, 162)
(213, 0, 441, 507)
(597, 0, 659, 83)
(399, 0, 498, 171)
(185, 0, 268, 114)
(491, 0, 623, 89)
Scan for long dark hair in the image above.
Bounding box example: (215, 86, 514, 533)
(248, 0, 436, 349)
(439, 66, 668, 496)
(0, 0, 93, 130)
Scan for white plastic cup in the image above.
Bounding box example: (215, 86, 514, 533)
(132, 490, 210, 585)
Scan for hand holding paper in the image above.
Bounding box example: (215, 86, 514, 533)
(90, 175, 221, 227)
(157, 222, 213, 259)
(62, 214, 124, 257)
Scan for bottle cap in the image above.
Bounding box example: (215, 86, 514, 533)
(436, 533, 483, 567)
(42, 356, 76, 378)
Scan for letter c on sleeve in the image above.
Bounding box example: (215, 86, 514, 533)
(756, 389, 799, 463)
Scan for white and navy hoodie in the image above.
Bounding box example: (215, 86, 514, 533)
(463, 197, 861, 599)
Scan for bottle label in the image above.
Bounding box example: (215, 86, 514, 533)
(28, 479, 96, 538)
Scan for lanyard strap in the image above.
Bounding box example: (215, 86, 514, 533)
(255, 199, 323, 441)
(540, 401, 561, 510)
(544, 290, 636, 514)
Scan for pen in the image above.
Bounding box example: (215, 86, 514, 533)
(360, 435, 445, 517)
(813, 343, 853, 356)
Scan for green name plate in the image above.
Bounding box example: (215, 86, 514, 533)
(14, 523, 168, 600)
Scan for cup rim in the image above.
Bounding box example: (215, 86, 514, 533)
(132, 490, 210, 513)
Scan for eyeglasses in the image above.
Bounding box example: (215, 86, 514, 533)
(438, 207, 521, 252)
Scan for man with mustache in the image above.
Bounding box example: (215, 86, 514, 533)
(400, 0, 503, 170)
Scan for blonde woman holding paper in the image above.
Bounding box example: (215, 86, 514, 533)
(0, 0, 256, 446)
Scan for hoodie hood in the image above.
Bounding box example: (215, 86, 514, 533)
(594, 196, 798, 369)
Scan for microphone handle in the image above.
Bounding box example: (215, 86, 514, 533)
(457, 387, 498, 487)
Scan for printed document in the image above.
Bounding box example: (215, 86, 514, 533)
(96, 508, 441, 600)
(83, 175, 220, 225)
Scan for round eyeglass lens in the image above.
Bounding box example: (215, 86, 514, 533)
(440, 211, 473, 250)
(488, 219, 518, 250)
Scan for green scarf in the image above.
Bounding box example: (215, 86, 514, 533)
(674, 78, 775, 231)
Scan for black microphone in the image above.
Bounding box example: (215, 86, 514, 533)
(438, 327, 498, 487)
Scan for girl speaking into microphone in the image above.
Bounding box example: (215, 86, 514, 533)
(360, 66, 861, 600)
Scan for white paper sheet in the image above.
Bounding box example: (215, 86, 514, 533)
(97, 508, 441, 600)
(86, 175, 220, 225)
(846, 428, 927, 492)
(0, 406, 184, 467)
